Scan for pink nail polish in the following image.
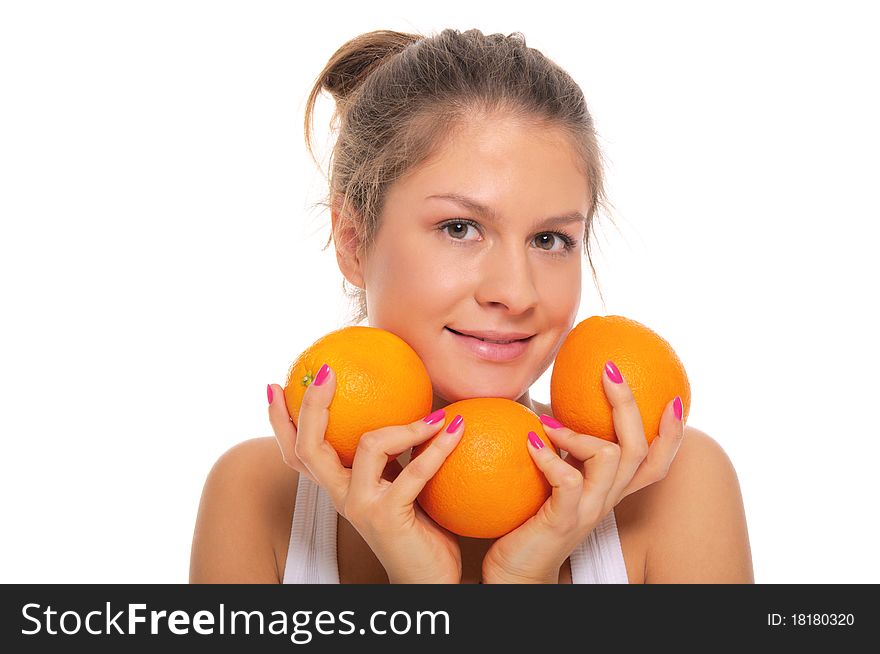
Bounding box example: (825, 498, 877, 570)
(539, 414, 563, 429)
(423, 409, 446, 424)
(674, 396, 683, 421)
(313, 363, 330, 386)
(605, 360, 623, 384)
(267, 384, 274, 405)
(446, 414, 463, 433)
(527, 431, 545, 449)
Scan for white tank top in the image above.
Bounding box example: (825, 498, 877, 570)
(282, 473, 630, 584)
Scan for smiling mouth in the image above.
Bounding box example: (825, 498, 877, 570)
(444, 327, 534, 344)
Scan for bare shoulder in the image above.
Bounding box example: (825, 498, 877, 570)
(634, 426, 755, 583)
(189, 437, 299, 583)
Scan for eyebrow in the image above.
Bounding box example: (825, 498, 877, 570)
(425, 193, 586, 228)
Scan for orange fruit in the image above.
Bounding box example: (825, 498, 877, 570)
(284, 326, 434, 467)
(550, 315, 690, 445)
(411, 398, 556, 538)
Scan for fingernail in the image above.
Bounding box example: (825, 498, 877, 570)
(314, 363, 331, 386)
(527, 431, 545, 449)
(539, 414, 563, 429)
(673, 396, 683, 421)
(267, 384, 274, 405)
(423, 409, 446, 424)
(605, 360, 623, 384)
(446, 414, 463, 433)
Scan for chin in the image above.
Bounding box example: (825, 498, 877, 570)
(433, 381, 524, 404)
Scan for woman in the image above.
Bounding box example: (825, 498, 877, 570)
(190, 28, 754, 584)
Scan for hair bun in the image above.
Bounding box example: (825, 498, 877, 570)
(321, 30, 422, 103)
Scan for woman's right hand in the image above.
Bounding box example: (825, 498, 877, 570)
(267, 365, 465, 584)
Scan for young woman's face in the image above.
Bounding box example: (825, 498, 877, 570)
(360, 114, 590, 407)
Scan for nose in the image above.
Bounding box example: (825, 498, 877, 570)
(473, 242, 540, 313)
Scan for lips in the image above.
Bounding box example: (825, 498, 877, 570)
(445, 327, 534, 343)
(446, 326, 533, 362)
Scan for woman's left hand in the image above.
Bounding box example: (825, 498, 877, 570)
(482, 361, 686, 584)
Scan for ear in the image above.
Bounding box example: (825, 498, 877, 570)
(330, 196, 366, 290)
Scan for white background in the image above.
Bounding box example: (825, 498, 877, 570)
(1, 0, 877, 583)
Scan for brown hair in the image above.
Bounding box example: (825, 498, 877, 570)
(303, 28, 616, 326)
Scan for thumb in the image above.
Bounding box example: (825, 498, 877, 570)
(294, 362, 338, 461)
(300, 361, 336, 411)
(380, 409, 451, 462)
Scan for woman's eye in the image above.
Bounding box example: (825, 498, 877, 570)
(438, 219, 576, 255)
(441, 221, 478, 240)
(534, 233, 566, 251)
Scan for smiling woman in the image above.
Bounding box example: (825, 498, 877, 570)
(349, 110, 592, 405)
(190, 27, 753, 585)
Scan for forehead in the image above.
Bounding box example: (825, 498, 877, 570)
(391, 114, 589, 206)
(433, 113, 579, 167)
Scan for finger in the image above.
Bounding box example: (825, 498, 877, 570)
(294, 363, 350, 503)
(619, 395, 686, 499)
(538, 416, 614, 465)
(601, 360, 649, 501)
(537, 420, 621, 520)
(582, 440, 622, 521)
(267, 383, 317, 483)
(350, 409, 451, 499)
(525, 431, 584, 527)
(384, 412, 464, 507)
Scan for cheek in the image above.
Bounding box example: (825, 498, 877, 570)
(368, 246, 462, 318)
(538, 266, 581, 317)
(398, 248, 452, 295)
